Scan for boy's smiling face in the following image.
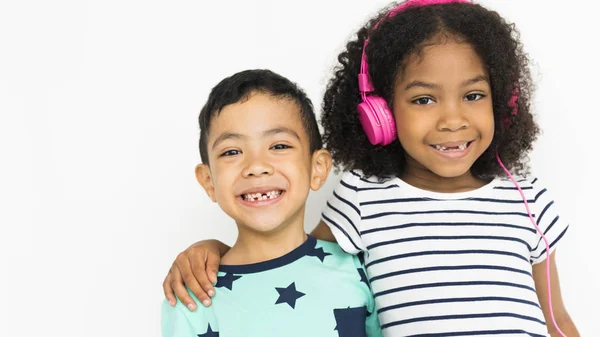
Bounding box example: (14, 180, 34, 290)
(196, 92, 331, 235)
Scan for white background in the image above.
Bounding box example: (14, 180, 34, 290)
(1, 0, 598, 336)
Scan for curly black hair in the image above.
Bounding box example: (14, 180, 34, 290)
(321, 1, 538, 179)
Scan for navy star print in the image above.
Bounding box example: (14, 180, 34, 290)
(357, 268, 369, 287)
(333, 306, 368, 337)
(197, 323, 219, 337)
(307, 246, 332, 262)
(275, 282, 305, 309)
(215, 273, 242, 291)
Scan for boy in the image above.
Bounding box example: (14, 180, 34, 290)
(161, 69, 382, 337)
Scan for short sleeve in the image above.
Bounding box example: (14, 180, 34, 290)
(161, 300, 197, 337)
(321, 171, 366, 255)
(529, 178, 570, 264)
(365, 305, 383, 337)
(350, 254, 382, 337)
(161, 292, 217, 337)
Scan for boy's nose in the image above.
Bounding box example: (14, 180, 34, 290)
(242, 159, 274, 178)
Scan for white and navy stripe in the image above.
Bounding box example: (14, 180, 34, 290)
(322, 170, 568, 337)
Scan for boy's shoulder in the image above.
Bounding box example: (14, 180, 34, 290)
(314, 238, 363, 267)
(161, 291, 217, 337)
(315, 238, 346, 255)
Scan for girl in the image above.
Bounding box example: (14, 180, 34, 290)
(164, 1, 579, 336)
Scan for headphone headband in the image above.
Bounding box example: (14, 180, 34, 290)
(359, 0, 472, 94)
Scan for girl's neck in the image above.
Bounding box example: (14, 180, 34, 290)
(401, 165, 488, 193)
(222, 223, 307, 266)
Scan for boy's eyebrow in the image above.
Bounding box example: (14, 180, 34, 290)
(212, 132, 245, 150)
(211, 127, 301, 150)
(262, 127, 301, 141)
(404, 75, 489, 91)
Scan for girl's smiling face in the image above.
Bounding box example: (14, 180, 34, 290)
(392, 41, 494, 183)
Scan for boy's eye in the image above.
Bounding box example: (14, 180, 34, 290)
(464, 93, 485, 101)
(221, 149, 241, 157)
(271, 144, 291, 150)
(412, 97, 435, 105)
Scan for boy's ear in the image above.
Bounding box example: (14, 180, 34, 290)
(310, 149, 332, 191)
(195, 164, 217, 202)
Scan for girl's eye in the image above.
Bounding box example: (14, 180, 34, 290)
(271, 144, 291, 150)
(412, 97, 435, 105)
(221, 149, 240, 157)
(464, 93, 485, 101)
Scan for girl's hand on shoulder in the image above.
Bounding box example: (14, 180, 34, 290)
(163, 239, 230, 310)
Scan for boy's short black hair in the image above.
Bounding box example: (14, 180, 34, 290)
(198, 69, 322, 164)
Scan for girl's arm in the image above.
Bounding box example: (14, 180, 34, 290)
(310, 220, 337, 242)
(532, 251, 579, 337)
(163, 239, 230, 310)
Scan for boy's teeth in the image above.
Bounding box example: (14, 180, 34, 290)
(243, 190, 282, 201)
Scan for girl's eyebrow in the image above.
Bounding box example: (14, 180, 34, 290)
(404, 80, 439, 91)
(404, 75, 489, 91)
(461, 75, 489, 87)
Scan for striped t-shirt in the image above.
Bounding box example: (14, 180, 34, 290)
(321, 170, 569, 337)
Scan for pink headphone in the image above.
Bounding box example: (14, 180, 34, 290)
(357, 0, 473, 146)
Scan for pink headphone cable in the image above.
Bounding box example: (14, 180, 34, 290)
(495, 151, 567, 337)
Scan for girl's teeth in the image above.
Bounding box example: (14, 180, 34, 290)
(434, 143, 468, 152)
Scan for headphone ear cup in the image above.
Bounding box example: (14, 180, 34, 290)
(358, 100, 384, 145)
(372, 96, 397, 145)
(358, 95, 397, 145)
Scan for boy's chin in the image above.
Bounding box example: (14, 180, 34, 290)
(244, 223, 284, 234)
(236, 217, 291, 235)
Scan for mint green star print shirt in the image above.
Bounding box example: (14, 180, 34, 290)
(161, 236, 382, 337)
